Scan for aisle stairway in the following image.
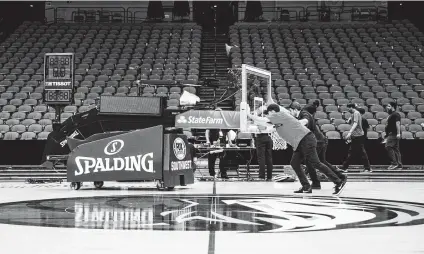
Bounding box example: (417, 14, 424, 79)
(197, 31, 233, 110)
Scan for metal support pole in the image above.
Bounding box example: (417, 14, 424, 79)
(54, 105, 62, 124)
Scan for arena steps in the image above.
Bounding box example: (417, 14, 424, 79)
(199, 31, 230, 82)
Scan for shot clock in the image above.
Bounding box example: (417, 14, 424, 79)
(44, 53, 75, 105)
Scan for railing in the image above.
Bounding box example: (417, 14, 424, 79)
(304, 5, 388, 22)
(127, 6, 194, 23)
(237, 6, 303, 22)
(51, 6, 194, 23)
(53, 7, 126, 23)
(49, 4, 387, 24)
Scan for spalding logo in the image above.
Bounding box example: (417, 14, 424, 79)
(104, 139, 124, 155)
(173, 137, 186, 160)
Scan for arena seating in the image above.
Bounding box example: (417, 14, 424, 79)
(0, 21, 201, 140)
(229, 20, 424, 139)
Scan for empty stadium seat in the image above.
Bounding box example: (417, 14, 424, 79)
(326, 131, 341, 139)
(3, 132, 19, 140)
(37, 132, 50, 140)
(367, 131, 379, 139)
(21, 132, 36, 140)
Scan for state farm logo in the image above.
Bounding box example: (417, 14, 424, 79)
(104, 139, 124, 155)
(177, 116, 187, 124)
(176, 115, 224, 125)
(173, 137, 186, 160)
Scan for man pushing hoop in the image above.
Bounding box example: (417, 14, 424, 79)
(247, 104, 347, 195)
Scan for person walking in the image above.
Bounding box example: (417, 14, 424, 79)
(248, 104, 347, 195)
(341, 103, 371, 173)
(384, 102, 402, 170)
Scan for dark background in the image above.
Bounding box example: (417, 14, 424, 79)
(3, 139, 423, 166)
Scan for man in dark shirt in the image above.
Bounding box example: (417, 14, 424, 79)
(303, 100, 320, 115)
(291, 101, 346, 189)
(384, 102, 402, 169)
(205, 128, 229, 178)
(254, 107, 273, 181)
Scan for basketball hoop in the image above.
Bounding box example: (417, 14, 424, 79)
(238, 64, 287, 150)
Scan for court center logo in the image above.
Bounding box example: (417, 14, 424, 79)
(173, 137, 186, 160)
(104, 139, 124, 155)
(1, 195, 424, 232)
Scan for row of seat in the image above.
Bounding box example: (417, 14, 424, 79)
(325, 130, 424, 140)
(0, 131, 50, 140)
(0, 123, 52, 133)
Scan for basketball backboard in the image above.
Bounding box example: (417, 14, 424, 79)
(239, 64, 275, 133)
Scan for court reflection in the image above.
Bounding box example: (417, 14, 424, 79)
(0, 195, 423, 232)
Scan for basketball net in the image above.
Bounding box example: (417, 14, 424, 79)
(270, 130, 287, 150)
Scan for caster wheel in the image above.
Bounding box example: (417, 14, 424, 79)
(70, 182, 81, 190)
(94, 181, 104, 189)
(166, 187, 175, 191)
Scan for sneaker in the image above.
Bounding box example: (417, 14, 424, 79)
(294, 186, 312, 193)
(333, 178, 347, 195)
(339, 167, 348, 173)
(396, 165, 403, 169)
(266, 178, 273, 182)
(387, 165, 397, 170)
(363, 169, 373, 173)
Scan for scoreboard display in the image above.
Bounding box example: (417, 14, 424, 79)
(44, 53, 74, 104)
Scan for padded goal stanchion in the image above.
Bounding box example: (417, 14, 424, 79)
(65, 125, 194, 190)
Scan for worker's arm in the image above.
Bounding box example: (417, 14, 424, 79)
(396, 120, 401, 139)
(348, 122, 358, 134)
(205, 129, 210, 143)
(247, 113, 270, 123)
(299, 118, 308, 126)
(346, 113, 358, 139)
(226, 131, 233, 145)
(247, 113, 271, 127)
(297, 111, 309, 126)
